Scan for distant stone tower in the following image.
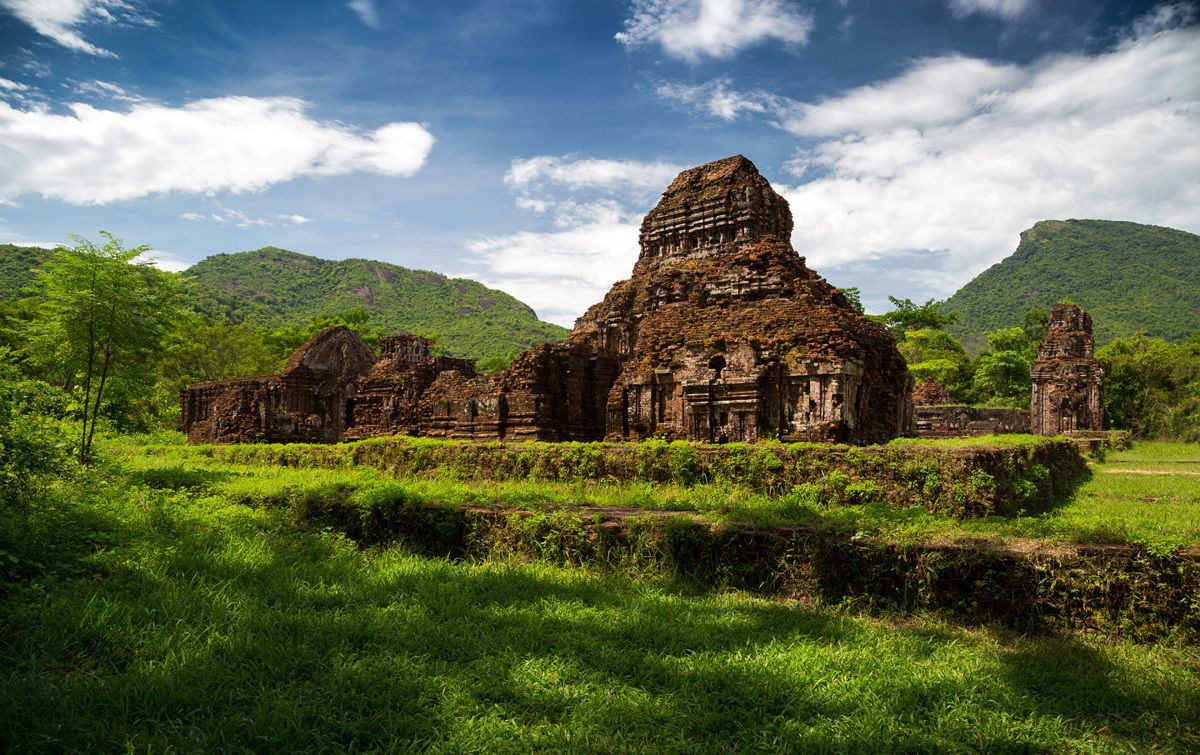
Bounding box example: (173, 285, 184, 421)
(1030, 303, 1104, 435)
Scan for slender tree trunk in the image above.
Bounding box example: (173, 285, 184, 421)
(85, 346, 112, 464)
(78, 330, 96, 465)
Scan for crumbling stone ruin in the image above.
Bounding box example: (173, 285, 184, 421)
(914, 406, 1030, 438)
(182, 326, 376, 443)
(570, 155, 913, 443)
(911, 377, 954, 406)
(183, 155, 914, 445)
(1031, 302, 1105, 435)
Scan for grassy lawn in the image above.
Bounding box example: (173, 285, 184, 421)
(2, 481, 1198, 751)
(107, 436, 1200, 551)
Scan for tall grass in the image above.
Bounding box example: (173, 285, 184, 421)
(2, 483, 1197, 751)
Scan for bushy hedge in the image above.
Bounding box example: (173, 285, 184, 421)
(185, 435, 1088, 519)
(0, 360, 75, 506)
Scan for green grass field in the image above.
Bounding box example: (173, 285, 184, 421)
(2, 476, 1198, 751)
(3, 437, 1198, 750)
(109, 436, 1200, 551)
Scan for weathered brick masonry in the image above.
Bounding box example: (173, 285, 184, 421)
(184, 155, 914, 444)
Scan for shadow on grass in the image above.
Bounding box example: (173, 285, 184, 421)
(1, 495, 1197, 752)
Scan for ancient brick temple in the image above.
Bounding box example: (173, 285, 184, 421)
(1030, 302, 1105, 435)
(183, 155, 914, 445)
(182, 326, 376, 443)
(570, 155, 913, 443)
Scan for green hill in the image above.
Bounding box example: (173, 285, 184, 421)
(185, 247, 568, 360)
(944, 219, 1200, 351)
(0, 244, 55, 300)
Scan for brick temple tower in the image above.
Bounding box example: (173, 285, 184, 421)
(1030, 302, 1105, 435)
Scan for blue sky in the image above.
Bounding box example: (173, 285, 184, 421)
(1, 0, 1197, 325)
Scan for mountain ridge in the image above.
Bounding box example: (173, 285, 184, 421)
(943, 219, 1200, 351)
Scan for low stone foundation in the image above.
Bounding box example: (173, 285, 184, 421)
(287, 500, 1198, 642)
(196, 436, 1086, 519)
(914, 405, 1030, 437)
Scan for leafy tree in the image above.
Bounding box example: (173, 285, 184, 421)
(23, 232, 183, 463)
(0, 353, 74, 505)
(872, 297, 957, 339)
(970, 327, 1033, 408)
(839, 287, 865, 314)
(896, 328, 972, 398)
(1097, 333, 1200, 440)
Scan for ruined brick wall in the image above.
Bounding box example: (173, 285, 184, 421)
(912, 377, 955, 406)
(182, 326, 375, 443)
(572, 155, 913, 444)
(1031, 303, 1105, 435)
(415, 343, 618, 442)
(914, 406, 1030, 438)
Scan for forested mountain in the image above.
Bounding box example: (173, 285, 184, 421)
(0, 244, 54, 300)
(2, 243, 568, 361)
(944, 220, 1200, 351)
(185, 247, 567, 360)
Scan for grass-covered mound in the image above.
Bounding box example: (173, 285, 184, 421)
(2, 473, 1197, 751)
(151, 434, 1088, 520)
(104, 437, 1200, 639)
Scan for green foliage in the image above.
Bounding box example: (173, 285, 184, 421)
(971, 349, 1031, 408)
(897, 328, 972, 398)
(185, 247, 568, 361)
(839, 286, 865, 313)
(1097, 333, 1200, 440)
(3, 475, 1198, 750)
(22, 232, 185, 463)
(870, 296, 957, 338)
(0, 243, 54, 301)
(0, 356, 75, 505)
(944, 219, 1200, 352)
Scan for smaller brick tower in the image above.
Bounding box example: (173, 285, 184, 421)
(1030, 302, 1105, 435)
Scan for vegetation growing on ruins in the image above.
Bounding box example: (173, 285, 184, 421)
(944, 219, 1200, 349)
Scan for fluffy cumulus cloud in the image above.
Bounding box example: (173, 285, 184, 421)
(0, 95, 435, 204)
(655, 13, 1200, 306)
(947, 0, 1037, 19)
(615, 0, 813, 62)
(464, 156, 684, 326)
(0, 0, 153, 56)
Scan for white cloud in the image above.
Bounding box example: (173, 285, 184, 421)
(505, 155, 682, 194)
(70, 78, 148, 103)
(465, 156, 681, 326)
(347, 0, 381, 28)
(948, 0, 1036, 20)
(615, 0, 813, 62)
(0, 78, 29, 91)
(0, 96, 435, 204)
(647, 13, 1200, 303)
(779, 55, 1022, 136)
(466, 203, 641, 327)
(178, 209, 314, 229)
(135, 248, 190, 273)
(767, 22, 1200, 296)
(0, 0, 153, 56)
(655, 78, 780, 120)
